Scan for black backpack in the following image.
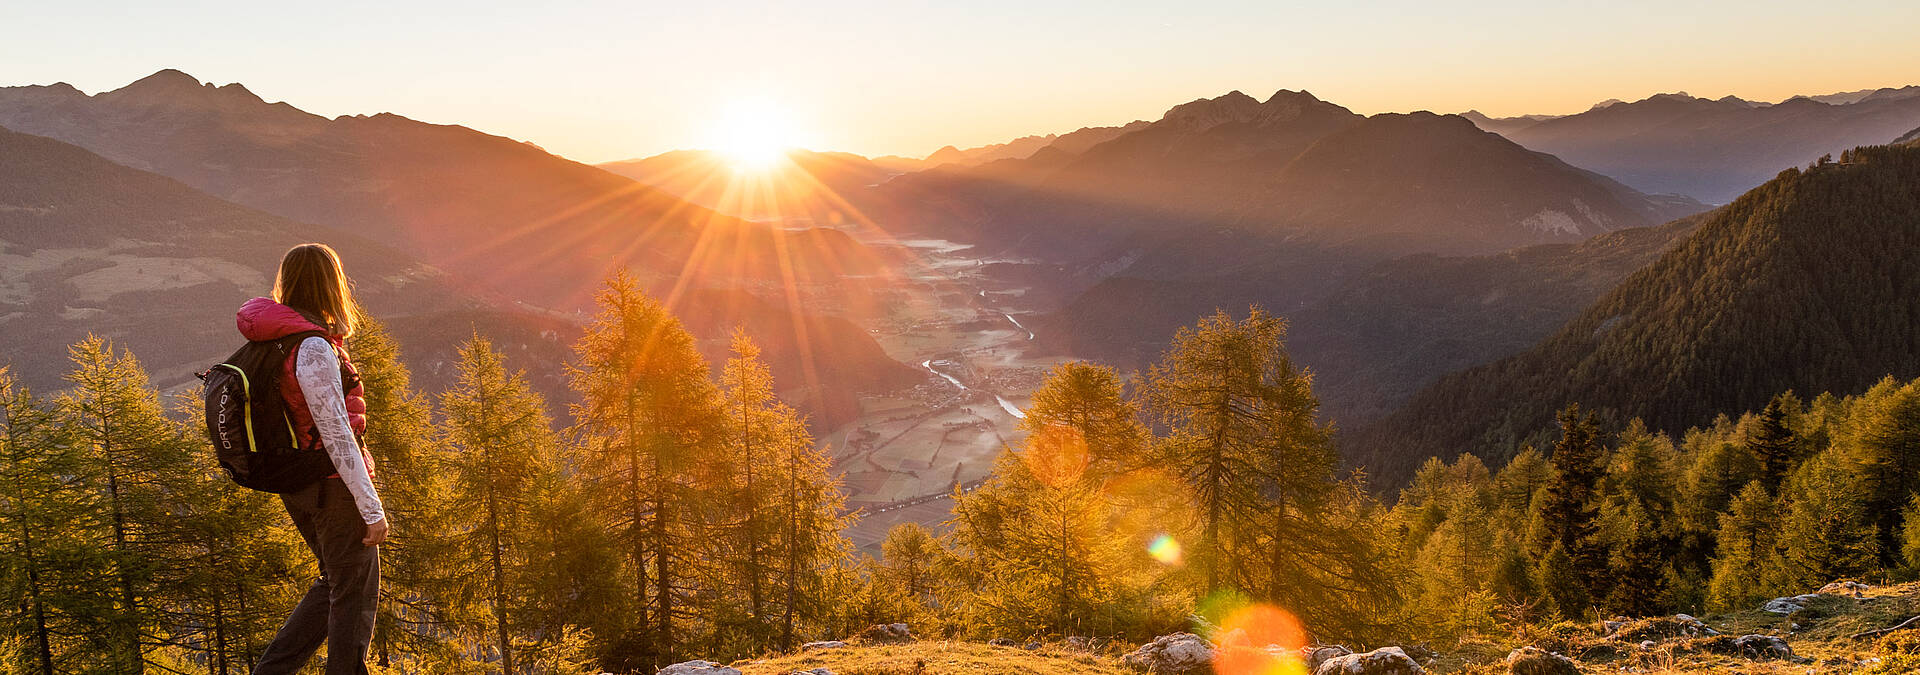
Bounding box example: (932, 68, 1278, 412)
(197, 331, 337, 493)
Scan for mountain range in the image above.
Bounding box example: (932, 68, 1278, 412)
(0, 69, 890, 308)
(0, 71, 919, 428)
(1469, 90, 1920, 203)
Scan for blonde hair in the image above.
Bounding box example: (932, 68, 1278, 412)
(272, 243, 359, 337)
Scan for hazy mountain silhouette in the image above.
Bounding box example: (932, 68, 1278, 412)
(869, 90, 1700, 261)
(1350, 139, 1920, 483)
(0, 123, 456, 390)
(0, 70, 889, 308)
(1489, 89, 1920, 203)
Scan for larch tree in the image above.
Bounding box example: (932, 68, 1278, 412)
(0, 369, 97, 673)
(351, 317, 465, 667)
(1142, 308, 1393, 641)
(59, 337, 199, 674)
(568, 273, 723, 668)
(442, 335, 561, 674)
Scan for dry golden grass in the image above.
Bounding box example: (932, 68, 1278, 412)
(731, 641, 1132, 675)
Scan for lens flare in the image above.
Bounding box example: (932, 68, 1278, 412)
(1148, 533, 1182, 565)
(1214, 604, 1310, 675)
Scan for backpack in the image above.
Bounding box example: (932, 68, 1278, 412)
(197, 331, 338, 493)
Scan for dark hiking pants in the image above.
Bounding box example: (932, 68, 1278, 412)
(253, 477, 380, 675)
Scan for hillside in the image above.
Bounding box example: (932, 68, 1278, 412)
(1350, 141, 1920, 480)
(0, 123, 458, 389)
(1034, 216, 1700, 424)
(1496, 90, 1920, 203)
(0, 70, 889, 307)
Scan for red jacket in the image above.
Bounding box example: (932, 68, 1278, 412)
(236, 297, 373, 479)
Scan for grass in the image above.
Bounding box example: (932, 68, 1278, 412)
(725, 584, 1920, 674)
(730, 641, 1133, 675)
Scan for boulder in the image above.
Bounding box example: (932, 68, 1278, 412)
(1761, 593, 1824, 614)
(1505, 647, 1580, 675)
(1304, 645, 1353, 671)
(1066, 636, 1094, 651)
(800, 640, 847, 651)
(1732, 634, 1794, 660)
(1819, 581, 1871, 598)
(854, 623, 913, 644)
(658, 661, 741, 675)
(1312, 646, 1427, 675)
(988, 637, 1017, 647)
(1123, 633, 1214, 674)
(789, 670, 834, 675)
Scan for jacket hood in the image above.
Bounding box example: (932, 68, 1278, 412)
(237, 297, 328, 342)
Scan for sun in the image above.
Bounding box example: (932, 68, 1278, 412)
(709, 96, 803, 172)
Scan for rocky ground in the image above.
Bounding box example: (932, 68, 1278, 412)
(652, 582, 1920, 675)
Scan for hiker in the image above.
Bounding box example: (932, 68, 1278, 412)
(247, 243, 388, 675)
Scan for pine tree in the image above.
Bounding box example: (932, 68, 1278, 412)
(443, 335, 562, 673)
(1748, 397, 1797, 491)
(568, 273, 724, 667)
(878, 522, 944, 618)
(1535, 406, 1608, 602)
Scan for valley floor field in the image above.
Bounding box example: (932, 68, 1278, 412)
(819, 236, 1067, 550)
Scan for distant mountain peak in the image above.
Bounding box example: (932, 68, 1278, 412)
(925, 145, 964, 163)
(117, 68, 206, 94)
(1160, 88, 1349, 130)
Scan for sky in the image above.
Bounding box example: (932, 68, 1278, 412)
(7, 0, 1918, 164)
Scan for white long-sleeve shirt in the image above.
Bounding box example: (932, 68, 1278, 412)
(295, 337, 385, 525)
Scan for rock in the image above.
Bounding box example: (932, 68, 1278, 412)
(1819, 581, 1871, 598)
(1303, 645, 1352, 671)
(854, 623, 913, 644)
(1505, 647, 1580, 675)
(1400, 644, 1438, 663)
(658, 661, 741, 675)
(988, 637, 1017, 647)
(1732, 634, 1794, 660)
(1023, 641, 1042, 651)
(1312, 646, 1427, 675)
(789, 670, 834, 675)
(1123, 633, 1214, 674)
(1066, 636, 1094, 651)
(800, 640, 847, 651)
(1761, 593, 1825, 614)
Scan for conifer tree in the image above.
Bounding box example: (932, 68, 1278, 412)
(0, 370, 97, 673)
(1778, 450, 1879, 588)
(1143, 308, 1393, 640)
(351, 317, 464, 666)
(568, 273, 723, 667)
(1707, 481, 1782, 611)
(1837, 378, 1920, 566)
(443, 335, 561, 673)
(1535, 406, 1608, 602)
(878, 522, 945, 618)
(718, 332, 848, 652)
(59, 337, 199, 674)
(1748, 397, 1797, 491)
(1537, 542, 1589, 620)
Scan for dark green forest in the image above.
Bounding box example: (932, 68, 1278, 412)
(1353, 143, 1920, 481)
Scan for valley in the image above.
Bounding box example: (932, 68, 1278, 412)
(814, 234, 1068, 550)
